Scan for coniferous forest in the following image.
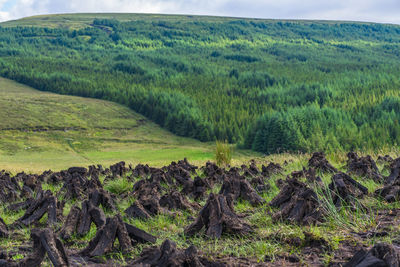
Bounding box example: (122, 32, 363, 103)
(1, 14, 400, 154)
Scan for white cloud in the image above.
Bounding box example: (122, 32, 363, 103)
(0, 0, 399, 24)
(0, 11, 10, 21)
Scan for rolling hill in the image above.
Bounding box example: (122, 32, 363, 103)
(0, 14, 400, 154)
(0, 77, 218, 171)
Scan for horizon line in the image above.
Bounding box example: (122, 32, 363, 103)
(1, 12, 399, 26)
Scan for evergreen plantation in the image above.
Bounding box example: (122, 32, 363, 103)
(0, 14, 400, 154)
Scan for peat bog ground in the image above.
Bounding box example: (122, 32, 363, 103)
(0, 152, 400, 266)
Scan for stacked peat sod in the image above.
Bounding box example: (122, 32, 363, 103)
(125, 179, 164, 219)
(346, 152, 383, 182)
(269, 178, 324, 225)
(375, 157, 400, 202)
(201, 161, 224, 183)
(125, 159, 216, 220)
(0, 217, 8, 238)
(219, 168, 266, 206)
(59, 194, 156, 261)
(181, 175, 211, 200)
(3, 155, 399, 266)
(183, 160, 269, 238)
(131, 239, 227, 266)
(12, 189, 63, 227)
(60, 200, 106, 239)
(0, 170, 44, 202)
(0, 162, 158, 266)
(184, 193, 253, 238)
(268, 153, 331, 225)
(345, 243, 400, 267)
(262, 162, 283, 176)
(377, 155, 394, 165)
(56, 166, 105, 200)
(308, 152, 337, 173)
(109, 161, 130, 178)
(289, 167, 323, 185)
(328, 172, 368, 209)
(80, 214, 156, 258)
(239, 162, 272, 194)
(59, 174, 118, 238)
(0, 228, 69, 267)
(124, 158, 263, 239)
(159, 189, 201, 212)
(269, 153, 374, 225)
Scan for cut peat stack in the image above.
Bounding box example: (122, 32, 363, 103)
(159, 189, 201, 212)
(289, 167, 323, 185)
(375, 181, 400, 203)
(80, 215, 156, 258)
(125, 180, 162, 220)
(0, 217, 8, 238)
(269, 178, 324, 225)
(76, 200, 106, 237)
(250, 176, 271, 193)
(184, 193, 253, 238)
(345, 243, 400, 267)
(131, 239, 222, 267)
(88, 188, 116, 211)
(261, 162, 283, 177)
(328, 172, 368, 209)
(109, 161, 129, 178)
(201, 161, 225, 185)
(219, 173, 265, 206)
(0, 172, 21, 202)
(15, 189, 61, 226)
(346, 152, 383, 182)
(181, 176, 210, 200)
(385, 157, 400, 185)
(59, 205, 81, 240)
(375, 158, 400, 202)
(59, 200, 106, 239)
(1, 228, 69, 267)
(57, 166, 103, 201)
(308, 152, 337, 173)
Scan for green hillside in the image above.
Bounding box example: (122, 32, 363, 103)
(0, 77, 219, 172)
(2, 13, 381, 29)
(0, 14, 400, 153)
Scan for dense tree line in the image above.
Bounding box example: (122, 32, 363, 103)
(0, 15, 399, 152)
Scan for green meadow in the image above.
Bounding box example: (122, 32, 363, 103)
(0, 77, 226, 172)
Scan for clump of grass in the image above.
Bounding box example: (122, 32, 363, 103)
(215, 140, 232, 167)
(12, 254, 24, 260)
(315, 182, 377, 232)
(104, 178, 133, 195)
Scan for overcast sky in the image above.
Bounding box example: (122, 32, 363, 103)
(0, 0, 399, 24)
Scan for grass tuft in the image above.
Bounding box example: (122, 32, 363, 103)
(105, 177, 134, 195)
(215, 140, 232, 167)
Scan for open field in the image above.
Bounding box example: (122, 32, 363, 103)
(0, 78, 257, 172)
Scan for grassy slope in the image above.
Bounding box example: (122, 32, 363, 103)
(2, 13, 378, 29)
(0, 77, 235, 172)
(0, 14, 397, 169)
(1, 13, 400, 153)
